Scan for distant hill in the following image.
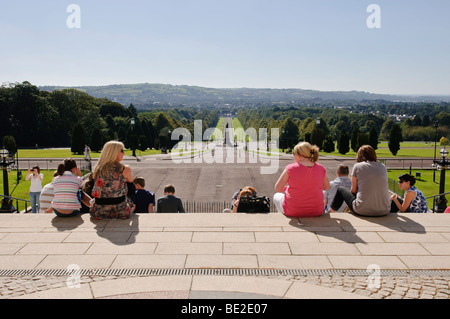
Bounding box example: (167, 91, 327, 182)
(39, 83, 450, 108)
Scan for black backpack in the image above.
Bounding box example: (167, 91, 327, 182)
(237, 196, 270, 213)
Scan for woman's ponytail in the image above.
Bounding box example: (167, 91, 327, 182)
(310, 145, 320, 163)
(56, 158, 77, 176)
(56, 163, 65, 176)
(294, 142, 320, 163)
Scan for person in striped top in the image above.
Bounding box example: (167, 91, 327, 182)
(50, 158, 91, 217)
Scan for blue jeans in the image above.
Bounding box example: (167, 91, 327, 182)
(29, 192, 41, 214)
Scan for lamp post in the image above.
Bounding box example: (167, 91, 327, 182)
(313, 117, 323, 149)
(1, 148, 15, 212)
(168, 129, 172, 152)
(434, 148, 448, 213)
(433, 121, 439, 182)
(130, 118, 136, 157)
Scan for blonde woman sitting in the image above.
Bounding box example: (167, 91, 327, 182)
(90, 141, 134, 219)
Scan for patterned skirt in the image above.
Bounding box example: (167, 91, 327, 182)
(89, 199, 133, 220)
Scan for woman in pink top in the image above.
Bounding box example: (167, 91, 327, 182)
(274, 142, 330, 217)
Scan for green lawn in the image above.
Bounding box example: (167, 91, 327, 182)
(250, 139, 441, 158)
(17, 149, 99, 158)
(232, 118, 245, 142)
(319, 141, 442, 158)
(378, 141, 435, 148)
(0, 170, 91, 203)
(216, 117, 224, 132)
(15, 139, 446, 159)
(17, 148, 165, 158)
(232, 117, 244, 130)
(272, 147, 438, 158)
(322, 147, 438, 158)
(204, 117, 225, 143)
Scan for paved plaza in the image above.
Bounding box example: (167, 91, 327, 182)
(1, 212, 450, 300)
(2, 150, 449, 300)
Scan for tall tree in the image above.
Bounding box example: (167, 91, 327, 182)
(280, 117, 299, 149)
(71, 123, 86, 155)
(99, 100, 129, 118)
(368, 126, 379, 150)
(0, 86, 12, 141)
(322, 134, 335, 153)
(422, 114, 431, 127)
(9, 82, 41, 147)
(388, 124, 403, 156)
(351, 125, 360, 152)
(337, 129, 350, 155)
(307, 117, 330, 149)
(128, 103, 138, 118)
(141, 118, 155, 149)
(153, 112, 174, 134)
(357, 133, 369, 148)
(2, 135, 17, 156)
(138, 135, 149, 151)
(311, 126, 325, 149)
(298, 117, 313, 141)
(413, 115, 422, 126)
(90, 127, 104, 152)
(118, 127, 127, 143)
(380, 117, 394, 140)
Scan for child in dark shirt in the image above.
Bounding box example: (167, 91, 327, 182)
(132, 177, 155, 213)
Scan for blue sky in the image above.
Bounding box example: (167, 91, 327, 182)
(0, 0, 449, 95)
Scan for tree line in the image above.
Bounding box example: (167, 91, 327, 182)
(0, 82, 219, 155)
(1, 81, 449, 157)
(236, 105, 449, 156)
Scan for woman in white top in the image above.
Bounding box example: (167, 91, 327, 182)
(26, 165, 43, 213)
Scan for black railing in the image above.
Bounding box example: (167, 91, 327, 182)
(183, 200, 276, 213)
(0, 195, 30, 213)
(16, 158, 92, 172)
(183, 201, 231, 213)
(388, 177, 405, 197)
(380, 158, 434, 169)
(426, 191, 450, 213)
(0, 198, 276, 214)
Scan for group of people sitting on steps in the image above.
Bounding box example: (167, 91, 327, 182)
(32, 140, 431, 220)
(273, 142, 430, 217)
(35, 141, 186, 219)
